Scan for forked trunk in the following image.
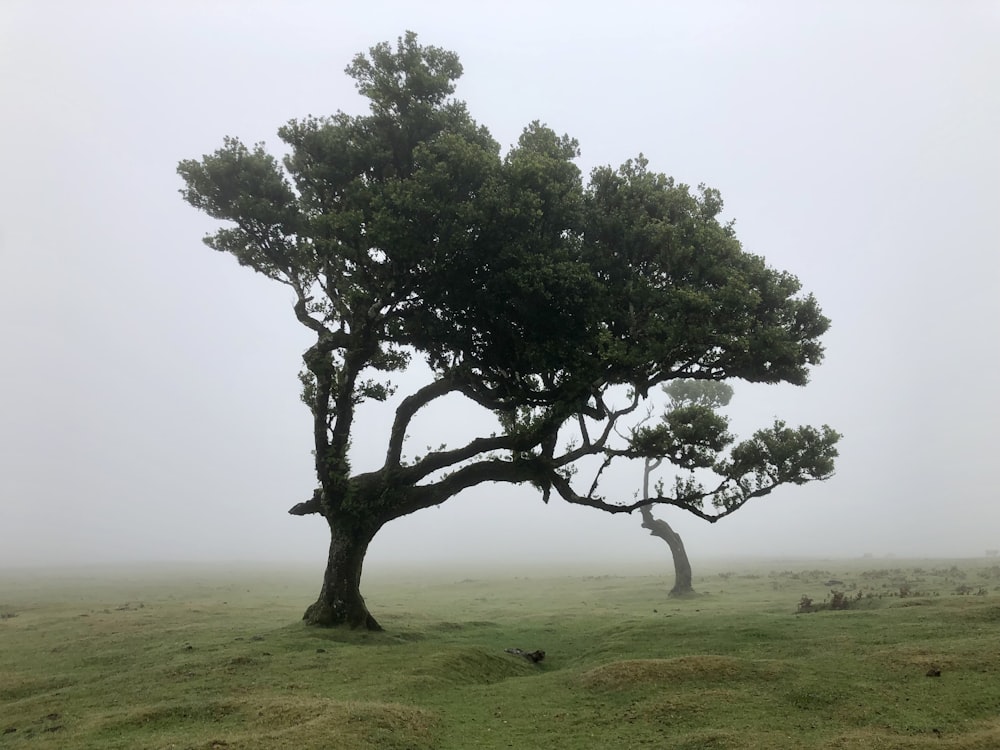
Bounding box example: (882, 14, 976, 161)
(303, 517, 382, 630)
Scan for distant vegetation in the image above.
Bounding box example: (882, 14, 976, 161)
(3, 559, 1000, 748)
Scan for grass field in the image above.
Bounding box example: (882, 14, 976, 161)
(3, 558, 1000, 749)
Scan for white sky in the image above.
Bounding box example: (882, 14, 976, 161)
(1, 1, 998, 572)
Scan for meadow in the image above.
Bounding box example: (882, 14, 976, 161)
(2, 558, 1000, 749)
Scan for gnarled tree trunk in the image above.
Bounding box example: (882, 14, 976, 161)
(640, 457, 695, 597)
(302, 516, 383, 629)
(640, 505, 695, 597)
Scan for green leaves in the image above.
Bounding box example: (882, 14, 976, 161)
(626, 379, 840, 522)
(178, 32, 832, 414)
(178, 33, 840, 525)
(178, 137, 297, 226)
(346, 31, 463, 115)
(177, 138, 302, 281)
(663, 379, 734, 409)
(629, 378, 733, 472)
(582, 158, 830, 391)
(724, 421, 841, 487)
(403, 121, 600, 404)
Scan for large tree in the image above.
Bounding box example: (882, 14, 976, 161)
(178, 33, 840, 629)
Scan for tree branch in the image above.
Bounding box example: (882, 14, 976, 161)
(393, 457, 548, 518)
(288, 488, 324, 515)
(385, 377, 463, 469)
(395, 383, 585, 483)
(554, 390, 641, 466)
(403, 435, 520, 482)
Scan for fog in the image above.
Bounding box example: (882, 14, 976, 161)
(1, 2, 998, 573)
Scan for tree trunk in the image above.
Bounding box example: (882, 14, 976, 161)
(303, 517, 382, 630)
(640, 505, 696, 598)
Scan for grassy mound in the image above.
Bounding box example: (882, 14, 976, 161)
(579, 655, 744, 688)
(96, 696, 437, 750)
(408, 646, 540, 687)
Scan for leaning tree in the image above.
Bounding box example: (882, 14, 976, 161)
(635, 379, 735, 597)
(632, 380, 836, 597)
(178, 33, 840, 629)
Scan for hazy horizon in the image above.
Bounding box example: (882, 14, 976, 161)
(2, 2, 998, 571)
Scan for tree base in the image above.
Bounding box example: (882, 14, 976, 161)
(302, 599, 382, 631)
(667, 587, 699, 599)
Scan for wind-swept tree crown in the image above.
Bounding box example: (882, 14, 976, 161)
(178, 31, 838, 528)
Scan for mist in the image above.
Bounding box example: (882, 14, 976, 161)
(1, 1, 998, 573)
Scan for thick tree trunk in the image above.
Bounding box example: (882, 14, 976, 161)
(303, 518, 382, 630)
(640, 505, 696, 598)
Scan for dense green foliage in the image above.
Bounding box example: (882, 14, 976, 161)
(178, 32, 840, 627)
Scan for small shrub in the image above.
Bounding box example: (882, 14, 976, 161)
(829, 590, 850, 611)
(797, 595, 814, 613)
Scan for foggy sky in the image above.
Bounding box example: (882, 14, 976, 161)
(1, 1, 998, 571)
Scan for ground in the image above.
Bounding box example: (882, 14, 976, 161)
(2, 559, 1000, 748)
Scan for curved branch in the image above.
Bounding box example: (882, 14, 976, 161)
(547, 463, 833, 523)
(396, 387, 585, 482)
(385, 377, 463, 469)
(391, 457, 548, 518)
(293, 292, 328, 337)
(402, 435, 521, 482)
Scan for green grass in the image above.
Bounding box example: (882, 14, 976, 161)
(3, 559, 1000, 748)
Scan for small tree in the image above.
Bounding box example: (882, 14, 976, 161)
(637, 380, 735, 597)
(178, 33, 840, 629)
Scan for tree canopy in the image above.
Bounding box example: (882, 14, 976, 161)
(178, 32, 840, 628)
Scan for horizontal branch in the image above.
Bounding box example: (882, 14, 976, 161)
(544, 469, 799, 523)
(288, 488, 323, 516)
(403, 435, 521, 482)
(391, 458, 548, 518)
